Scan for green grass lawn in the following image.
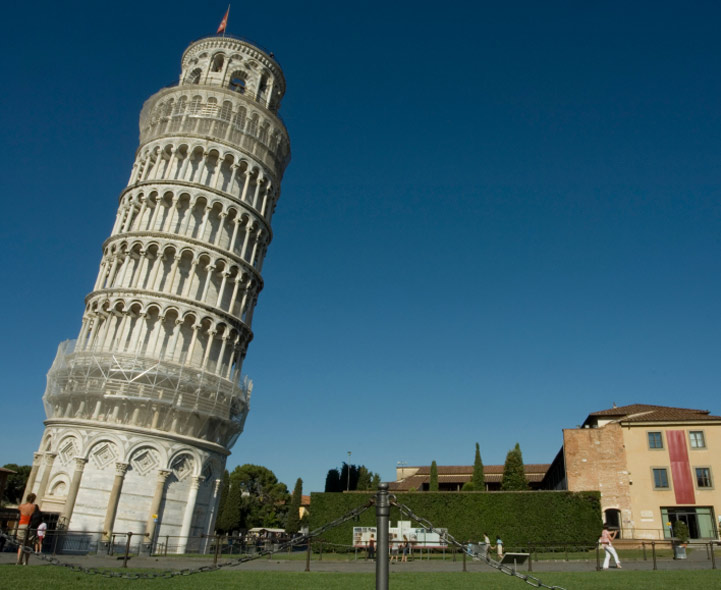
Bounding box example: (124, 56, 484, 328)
(2, 566, 720, 590)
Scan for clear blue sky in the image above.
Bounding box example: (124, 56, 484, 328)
(1, 1, 720, 494)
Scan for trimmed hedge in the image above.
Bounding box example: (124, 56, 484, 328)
(309, 491, 601, 548)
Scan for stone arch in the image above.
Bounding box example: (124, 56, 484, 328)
(229, 69, 247, 94)
(210, 52, 225, 73)
(47, 473, 70, 499)
(187, 68, 202, 85)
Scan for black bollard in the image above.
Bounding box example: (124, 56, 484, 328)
(123, 532, 133, 568)
(376, 483, 390, 590)
(652, 541, 657, 570)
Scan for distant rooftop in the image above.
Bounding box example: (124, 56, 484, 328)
(583, 403, 721, 426)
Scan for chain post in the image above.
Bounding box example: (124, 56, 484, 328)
(375, 483, 390, 590)
(213, 534, 220, 565)
(711, 541, 716, 569)
(652, 541, 657, 570)
(462, 545, 467, 572)
(305, 538, 311, 572)
(123, 532, 133, 568)
(595, 541, 600, 570)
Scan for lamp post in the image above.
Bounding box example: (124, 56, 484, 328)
(347, 451, 352, 491)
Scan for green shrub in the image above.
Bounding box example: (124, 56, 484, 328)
(308, 491, 601, 549)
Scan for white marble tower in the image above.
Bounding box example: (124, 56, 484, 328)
(25, 35, 290, 551)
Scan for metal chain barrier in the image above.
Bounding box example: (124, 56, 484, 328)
(391, 498, 568, 590)
(0, 499, 374, 580)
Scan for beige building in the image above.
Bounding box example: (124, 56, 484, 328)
(545, 404, 721, 540)
(390, 463, 550, 492)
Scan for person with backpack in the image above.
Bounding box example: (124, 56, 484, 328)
(17, 493, 39, 565)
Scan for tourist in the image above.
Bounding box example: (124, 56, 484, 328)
(16, 493, 38, 565)
(600, 524, 622, 569)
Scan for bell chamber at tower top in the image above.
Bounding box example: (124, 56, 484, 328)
(137, 36, 290, 176)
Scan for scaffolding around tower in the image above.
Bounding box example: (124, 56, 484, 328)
(44, 340, 251, 449)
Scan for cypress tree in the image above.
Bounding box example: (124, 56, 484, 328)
(217, 479, 243, 532)
(325, 468, 341, 492)
(215, 470, 230, 529)
(501, 442, 529, 491)
(286, 478, 303, 534)
(429, 460, 439, 491)
(472, 442, 485, 491)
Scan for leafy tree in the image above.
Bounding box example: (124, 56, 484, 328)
(325, 468, 341, 492)
(370, 472, 381, 489)
(472, 443, 485, 491)
(286, 478, 303, 534)
(501, 443, 529, 491)
(429, 460, 439, 491)
(462, 482, 475, 491)
(218, 464, 289, 530)
(2, 464, 31, 505)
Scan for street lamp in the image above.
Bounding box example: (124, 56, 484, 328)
(347, 451, 352, 491)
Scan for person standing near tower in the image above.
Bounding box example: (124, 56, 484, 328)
(16, 493, 38, 565)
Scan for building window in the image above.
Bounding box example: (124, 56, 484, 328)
(696, 468, 712, 489)
(653, 468, 670, 489)
(689, 431, 706, 449)
(648, 432, 663, 449)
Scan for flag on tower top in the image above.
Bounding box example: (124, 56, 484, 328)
(217, 7, 229, 35)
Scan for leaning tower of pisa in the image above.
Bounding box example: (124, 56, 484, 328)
(24, 35, 290, 551)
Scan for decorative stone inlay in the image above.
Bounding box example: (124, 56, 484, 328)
(171, 455, 194, 481)
(59, 439, 78, 465)
(91, 443, 117, 469)
(130, 448, 160, 476)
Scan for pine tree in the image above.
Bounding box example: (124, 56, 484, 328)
(286, 478, 303, 534)
(501, 443, 529, 491)
(472, 442, 485, 491)
(429, 460, 439, 491)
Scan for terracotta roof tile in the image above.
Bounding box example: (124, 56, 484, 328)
(588, 404, 721, 422)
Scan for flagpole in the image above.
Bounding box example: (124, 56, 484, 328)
(224, 4, 230, 38)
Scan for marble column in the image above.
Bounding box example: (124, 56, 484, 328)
(59, 457, 88, 528)
(103, 462, 129, 541)
(21, 453, 42, 501)
(35, 453, 57, 503)
(145, 469, 171, 543)
(177, 475, 201, 554)
(203, 478, 223, 553)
